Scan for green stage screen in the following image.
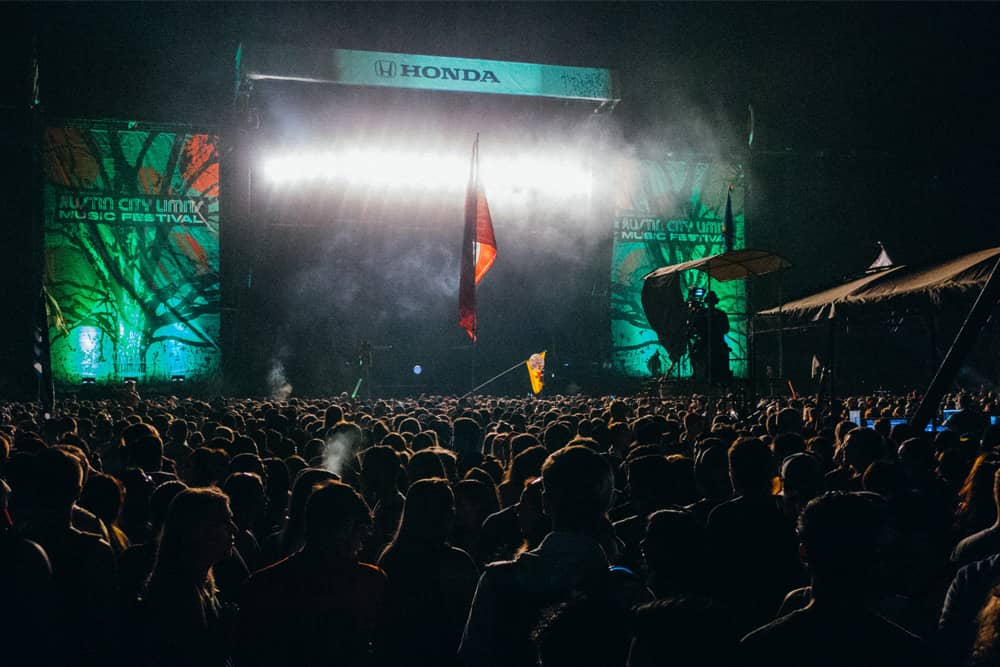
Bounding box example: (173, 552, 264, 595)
(42, 123, 221, 386)
(611, 158, 747, 379)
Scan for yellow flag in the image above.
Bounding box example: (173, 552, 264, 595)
(526, 351, 546, 395)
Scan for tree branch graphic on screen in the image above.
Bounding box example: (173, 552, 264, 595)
(43, 125, 222, 385)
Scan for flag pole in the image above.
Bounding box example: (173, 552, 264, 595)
(459, 132, 496, 390)
(461, 358, 527, 399)
(470, 134, 478, 391)
(30, 41, 55, 417)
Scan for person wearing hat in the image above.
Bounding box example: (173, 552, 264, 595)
(690, 290, 731, 384)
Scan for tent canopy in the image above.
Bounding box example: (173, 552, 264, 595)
(640, 249, 791, 363)
(642, 248, 792, 283)
(757, 246, 1000, 321)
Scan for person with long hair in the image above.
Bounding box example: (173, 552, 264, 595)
(969, 585, 1000, 667)
(236, 480, 384, 667)
(498, 445, 547, 508)
(953, 468, 1000, 567)
(955, 456, 1000, 542)
(142, 487, 238, 667)
(451, 478, 500, 566)
(259, 467, 338, 566)
(79, 470, 129, 554)
(376, 478, 478, 667)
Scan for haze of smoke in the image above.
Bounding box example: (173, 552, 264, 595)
(267, 358, 293, 400)
(259, 89, 737, 388)
(286, 230, 457, 328)
(322, 430, 354, 477)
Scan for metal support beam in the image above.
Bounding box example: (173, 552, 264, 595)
(910, 256, 1000, 430)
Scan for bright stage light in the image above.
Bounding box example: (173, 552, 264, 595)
(482, 156, 591, 197)
(259, 147, 591, 196)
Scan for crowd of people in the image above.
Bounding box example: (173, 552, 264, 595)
(1, 388, 999, 666)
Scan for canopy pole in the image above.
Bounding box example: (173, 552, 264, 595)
(827, 317, 837, 403)
(777, 271, 785, 383)
(910, 255, 1000, 430)
(927, 312, 938, 373)
(749, 306, 757, 403)
(707, 272, 713, 392)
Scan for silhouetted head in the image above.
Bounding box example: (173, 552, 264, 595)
(773, 408, 803, 437)
(454, 478, 500, 531)
(393, 477, 454, 548)
(541, 445, 613, 533)
(230, 452, 265, 478)
(453, 417, 483, 458)
(153, 487, 235, 586)
(780, 453, 824, 518)
(773, 432, 806, 463)
(798, 491, 884, 601)
(32, 447, 83, 512)
(627, 455, 673, 515)
(223, 472, 266, 528)
(361, 445, 401, 493)
(728, 437, 776, 496)
(304, 480, 371, 558)
(505, 445, 547, 487)
(406, 449, 447, 487)
(149, 480, 187, 533)
(642, 510, 709, 593)
(694, 442, 732, 499)
(281, 467, 339, 553)
(122, 422, 159, 455)
(861, 461, 907, 499)
(79, 471, 125, 526)
(843, 428, 882, 475)
(542, 422, 573, 453)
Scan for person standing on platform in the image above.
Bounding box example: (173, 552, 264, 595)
(690, 291, 731, 384)
(647, 350, 664, 378)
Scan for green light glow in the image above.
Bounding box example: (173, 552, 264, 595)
(610, 159, 747, 379)
(43, 124, 221, 387)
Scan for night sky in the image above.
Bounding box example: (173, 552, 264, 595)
(4, 3, 995, 156)
(0, 2, 998, 394)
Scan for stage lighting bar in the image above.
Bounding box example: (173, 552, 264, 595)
(260, 149, 591, 197)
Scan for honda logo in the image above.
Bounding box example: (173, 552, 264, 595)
(374, 60, 396, 78)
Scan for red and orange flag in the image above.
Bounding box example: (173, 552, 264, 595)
(458, 135, 497, 341)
